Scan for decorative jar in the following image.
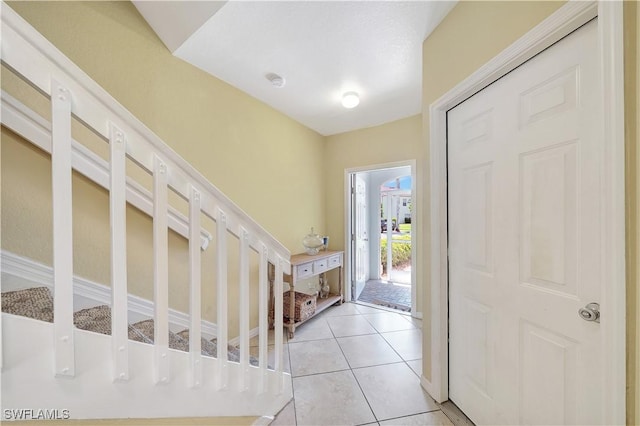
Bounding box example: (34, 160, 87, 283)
(302, 227, 324, 255)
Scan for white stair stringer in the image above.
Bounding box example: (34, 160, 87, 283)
(2, 314, 292, 419)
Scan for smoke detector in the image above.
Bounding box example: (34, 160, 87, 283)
(266, 73, 286, 88)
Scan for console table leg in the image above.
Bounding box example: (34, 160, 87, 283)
(338, 265, 344, 304)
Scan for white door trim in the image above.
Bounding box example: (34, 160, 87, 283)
(344, 159, 418, 316)
(426, 2, 625, 424)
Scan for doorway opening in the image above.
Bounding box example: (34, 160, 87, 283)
(346, 161, 416, 314)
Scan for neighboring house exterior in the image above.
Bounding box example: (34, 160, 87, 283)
(1, 1, 638, 424)
(380, 176, 412, 225)
(380, 191, 412, 226)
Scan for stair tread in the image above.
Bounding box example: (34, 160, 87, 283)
(130, 319, 190, 352)
(1, 287, 54, 322)
(74, 305, 153, 343)
(2, 287, 261, 367)
(74, 305, 111, 335)
(176, 329, 219, 356)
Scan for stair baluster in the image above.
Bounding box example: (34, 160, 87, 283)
(216, 208, 229, 390)
(153, 155, 170, 384)
(189, 186, 203, 388)
(258, 244, 269, 393)
(238, 227, 251, 391)
(51, 79, 75, 378)
(109, 122, 129, 382)
(273, 257, 284, 393)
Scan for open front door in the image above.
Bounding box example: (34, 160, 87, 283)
(351, 174, 368, 300)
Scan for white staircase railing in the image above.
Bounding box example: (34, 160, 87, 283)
(1, 2, 292, 420)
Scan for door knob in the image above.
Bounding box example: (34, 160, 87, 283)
(578, 302, 600, 323)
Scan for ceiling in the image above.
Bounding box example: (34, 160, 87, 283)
(133, 1, 457, 136)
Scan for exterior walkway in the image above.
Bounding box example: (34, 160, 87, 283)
(357, 279, 411, 312)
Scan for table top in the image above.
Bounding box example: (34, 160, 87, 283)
(290, 250, 343, 266)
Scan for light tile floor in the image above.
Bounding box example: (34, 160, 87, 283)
(268, 302, 471, 426)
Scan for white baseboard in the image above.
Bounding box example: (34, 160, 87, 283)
(1, 250, 259, 343)
(420, 375, 437, 402)
(420, 374, 447, 404)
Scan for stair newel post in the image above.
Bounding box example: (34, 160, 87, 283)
(189, 186, 202, 388)
(51, 79, 75, 378)
(273, 256, 285, 393)
(153, 155, 170, 385)
(216, 208, 229, 390)
(238, 227, 251, 391)
(109, 122, 129, 382)
(258, 244, 269, 393)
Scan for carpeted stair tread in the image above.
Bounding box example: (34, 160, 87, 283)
(176, 329, 218, 357)
(130, 319, 190, 352)
(128, 324, 154, 344)
(1, 287, 54, 322)
(175, 329, 258, 366)
(73, 305, 152, 343)
(2, 287, 260, 367)
(74, 305, 111, 335)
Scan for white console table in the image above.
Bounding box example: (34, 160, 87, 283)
(284, 250, 344, 337)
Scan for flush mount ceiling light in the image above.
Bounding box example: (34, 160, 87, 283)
(265, 72, 286, 88)
(341, 91, 360, 109)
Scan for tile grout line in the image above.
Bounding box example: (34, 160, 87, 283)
(351, 309, 437, 424)
(338, 309, 382, 424)
(286, 344, 300, 426)
(376, 408, 445, 425)
(283, 303, 431, 426)
(291, 367, 354, 379)
(347, 305, 435, 424)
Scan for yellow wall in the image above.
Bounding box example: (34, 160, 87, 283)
(1, 1, 326, 336)
(625, 2, 639, 423)
(634, 0, 640, 421)
(324, 114, 422, 310)
(4, 0, 326, 250)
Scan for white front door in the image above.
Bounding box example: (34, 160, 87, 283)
(354, 175, 368, 299)
(448, 20, 604, 425)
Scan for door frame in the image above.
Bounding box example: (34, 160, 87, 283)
(344, 159, 418, 316)
(426, 1, 626, 424)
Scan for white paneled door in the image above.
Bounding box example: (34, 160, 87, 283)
(354, 175, 368, 299)
(448, 20, 603, 425)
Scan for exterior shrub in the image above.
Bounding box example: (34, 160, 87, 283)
(380, 235, 411, 272)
